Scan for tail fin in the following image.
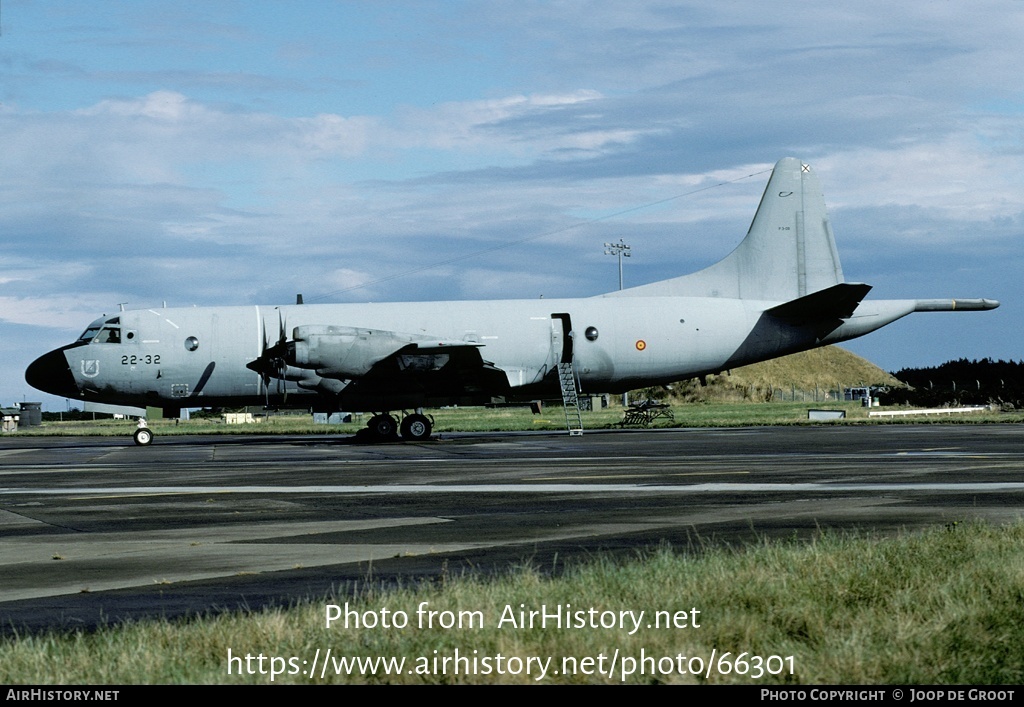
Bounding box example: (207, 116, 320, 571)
(608, 157, 845, 301)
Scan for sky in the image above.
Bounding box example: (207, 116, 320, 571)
(1, 1, 1021, 409)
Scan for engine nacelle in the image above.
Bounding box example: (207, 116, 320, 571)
(288, 325, 458, 379)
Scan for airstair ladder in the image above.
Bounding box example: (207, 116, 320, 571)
(557, 361, 584, 436)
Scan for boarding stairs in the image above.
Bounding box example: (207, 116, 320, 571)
(557, 361, 584, 436)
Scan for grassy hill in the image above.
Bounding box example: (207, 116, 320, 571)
(651, 346, 901, 403)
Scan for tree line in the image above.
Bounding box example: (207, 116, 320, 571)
(888, 358, 1024, 409)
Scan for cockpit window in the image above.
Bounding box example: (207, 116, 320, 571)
(77, 317, 122, 344)
(78, 317, 105, 342)
(98, 327, 121, 343)
(78, 325, 103, 342)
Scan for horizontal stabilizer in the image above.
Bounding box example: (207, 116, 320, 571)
(913, 298, 1000, 312)
(766, 283, 872, 324)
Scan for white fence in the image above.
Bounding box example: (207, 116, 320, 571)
(867, 406, 990, 418)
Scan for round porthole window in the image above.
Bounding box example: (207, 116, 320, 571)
(585, 326, 599, 341)
(184, 336, 200, 352)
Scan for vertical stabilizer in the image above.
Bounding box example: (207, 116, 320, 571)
(607, 158, 845, 301)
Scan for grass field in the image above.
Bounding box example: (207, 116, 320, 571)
(2, 521, 1022, 684)
(15, 399, 1023, 439)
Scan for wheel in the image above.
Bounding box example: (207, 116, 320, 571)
(366, 414, 398, 440)
(400, 413, 432, 441)
(133, 427, 154, 446)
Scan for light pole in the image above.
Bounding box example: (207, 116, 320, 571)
(603, 239, 631, 290)
(604, 240, 632, 407)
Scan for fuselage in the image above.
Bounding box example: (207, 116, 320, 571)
(25, 294, 918, 413)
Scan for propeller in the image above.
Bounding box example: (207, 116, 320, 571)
(246, 309, 292, 404)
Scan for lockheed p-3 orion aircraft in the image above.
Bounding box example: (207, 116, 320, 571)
(26, 158, 999, 444)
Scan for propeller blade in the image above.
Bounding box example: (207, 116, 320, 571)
(246, 309, 294, 406)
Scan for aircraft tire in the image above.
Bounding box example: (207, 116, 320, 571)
(133, 428, 154, 446)
(400, 413, 432, 441)
(367, 414, 398, 441)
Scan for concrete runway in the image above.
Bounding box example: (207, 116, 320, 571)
(2, 425, 1023, 634)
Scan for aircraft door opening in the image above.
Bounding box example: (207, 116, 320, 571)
(551, 313, 573, 364)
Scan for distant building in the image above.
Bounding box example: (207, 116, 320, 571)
(1, 407, 19, 432)
(18, 402, 42, 427)
(844, 387, 879, 405)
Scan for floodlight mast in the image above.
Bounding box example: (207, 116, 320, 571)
(603, 239, 631, 290)
(604, 239, 632, 407)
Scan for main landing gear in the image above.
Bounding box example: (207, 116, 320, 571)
(364, 412, 433, 442)
(400, 413, 432, 441)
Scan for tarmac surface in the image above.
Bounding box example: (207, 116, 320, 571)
(2, 424, 1023, 634)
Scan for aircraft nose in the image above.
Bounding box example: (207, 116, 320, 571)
(25, 348, 80, 398)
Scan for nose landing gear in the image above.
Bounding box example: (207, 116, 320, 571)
(133, 419, 153, 446)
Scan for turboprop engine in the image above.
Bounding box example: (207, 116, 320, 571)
(283, 325, 465, 379)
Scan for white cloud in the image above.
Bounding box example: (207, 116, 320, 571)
(0, 295, 120, 331)
(817, 139, 1024, 222)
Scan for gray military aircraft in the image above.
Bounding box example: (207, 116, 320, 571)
(26, 158, 998, 444)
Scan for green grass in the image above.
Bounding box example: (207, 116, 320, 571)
(2, 521, 1022, 684)
(15, 400, 1023, 439)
